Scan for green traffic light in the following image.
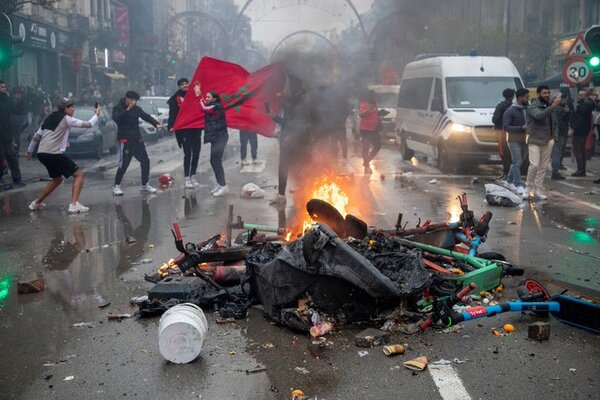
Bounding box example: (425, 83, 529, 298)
(590, 56, 600, 67)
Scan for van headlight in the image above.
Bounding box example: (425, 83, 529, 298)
(450, 123, 473, 133)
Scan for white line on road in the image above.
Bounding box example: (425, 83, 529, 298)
(550, 190, 600, 212)
(557, 181, 585, 190)
(429, 364, 472, 400)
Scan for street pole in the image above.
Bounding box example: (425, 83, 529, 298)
(505, 0, 512, 57)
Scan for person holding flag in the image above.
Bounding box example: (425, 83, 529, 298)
(168, 78, 202, 189)
(193, 82, 229, 197)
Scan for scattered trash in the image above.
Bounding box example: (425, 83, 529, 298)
(310, 321, 333, 338)
(129, 295, 148, 305)
(428, 179, 439, 184)
(240, 183, 266, 199)
(158, 303, 208, 364)
(430, 359, 452, 366)
(229, 351, 237, 356)
(17, 278, 45, 294)
(403, 356, 428, 371)
(72, 322, 94, 328)
(484, 183, 522, 207)
(569, 368, 576, 374)
(107, 310, 133, 320)
(126, 235, 137, 244)
(471, 177, 480, 184)
(291, 389, 306, 400)
(503, 324, 515, 333)
(63, 376, 74, 381)
(382, 344, 406, 356)
(135, 258, 153, 265)
(491, 329, 501, 336)
(357, 351, 369, 357)
(262, 342, 274, 349)
(245, 366, 267, 374)
(354, 328, 390, 347)
(43, 354, 77, 367)
(148, 244, 155, 249)
(584, 228, 596, 235)
(98, 302, 111, 309)
(294, 367, 310, 374)
(528, 321, 551, 341)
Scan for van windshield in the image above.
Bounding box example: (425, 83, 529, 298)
(446, 77, 523, 109)
(376, 92, 399, 108)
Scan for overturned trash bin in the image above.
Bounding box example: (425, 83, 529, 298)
(158, 303, 208, 364)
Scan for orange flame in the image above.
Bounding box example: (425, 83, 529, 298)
(300, 180, 350, 234)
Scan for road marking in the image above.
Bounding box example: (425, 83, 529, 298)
(557, 181, 585, 190)
(429, 364, 472, 400)
(551, 190, 600, 212)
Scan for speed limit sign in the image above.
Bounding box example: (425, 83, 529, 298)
(562, 57, 592, 86)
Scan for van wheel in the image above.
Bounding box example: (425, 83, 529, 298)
(399, 131, 414, 160)
(437, 144, 454, 173)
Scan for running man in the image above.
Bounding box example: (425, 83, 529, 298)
(26, 99, 100, 213)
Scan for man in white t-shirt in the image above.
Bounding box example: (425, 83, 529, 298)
(26, 99, 100, 213)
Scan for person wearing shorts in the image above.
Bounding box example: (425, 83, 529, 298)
(26, 99, 99, 213)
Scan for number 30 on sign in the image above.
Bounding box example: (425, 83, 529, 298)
(562, 58, 592, 86)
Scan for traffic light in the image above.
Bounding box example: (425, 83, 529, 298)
(585, 25, 600, 70)
(0, 13, 13, 70)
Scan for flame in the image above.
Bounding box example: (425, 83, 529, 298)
(300, 180, 350, 234)
(157, 258, 178, 278)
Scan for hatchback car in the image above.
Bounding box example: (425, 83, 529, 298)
(66, 106, 118, 159)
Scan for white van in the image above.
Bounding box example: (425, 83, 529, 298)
(395, 56, 524, 171)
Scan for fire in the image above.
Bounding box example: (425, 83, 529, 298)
(301, 181, 349, 233)
(157, 258, 178, 278)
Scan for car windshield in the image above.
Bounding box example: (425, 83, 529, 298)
(136, 99, 157, 114)
(445, 77, 523, 108)
(376, 92, 399, 108)
(74, 108, 95, 120)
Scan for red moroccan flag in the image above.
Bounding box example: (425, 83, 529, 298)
(173, 57, 286, 137)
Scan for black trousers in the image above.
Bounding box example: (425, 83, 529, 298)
(572, 136, 587, 173)
(0, 141, 21, 182)
(360, 131, 381, 166)
(210, 133, 228, 186)
(114, 141, 150, 186)
(179, 131, 201, 177)
(240, 131, 257, 161)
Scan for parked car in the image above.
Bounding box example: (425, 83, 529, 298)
(139, 97, 169, 138)
(66, 106, 118, 159)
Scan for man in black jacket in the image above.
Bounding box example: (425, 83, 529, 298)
(0, 81, 24, 188)
(492, 88, 515, 180)
(168, 78, 202, 189)
(112, 90, 162, 196)
(569, 90, 596, 177)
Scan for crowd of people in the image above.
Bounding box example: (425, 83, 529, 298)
(494, 84, 600, 201)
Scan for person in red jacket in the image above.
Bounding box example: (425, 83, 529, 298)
(358, 90, 380, 174)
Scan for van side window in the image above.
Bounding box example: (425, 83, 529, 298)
(397, 78, 432, 110)
(430, 78, 443, 112)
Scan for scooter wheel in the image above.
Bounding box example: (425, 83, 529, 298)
(477, 251, 507, 261)
(518, 278, 551, 302)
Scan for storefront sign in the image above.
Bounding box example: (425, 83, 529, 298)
(11, 16, 60, 52)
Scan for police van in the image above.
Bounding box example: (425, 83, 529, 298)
(395, 55, 524, 171)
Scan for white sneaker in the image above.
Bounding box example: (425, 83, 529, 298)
(68, 201, 89, 214)
(252, 159, 260, 165)
(505, 182, 517, 192)
(521, 187, 532, 199)
(535, 189, 548, 200)
(210, 184, 220, 194)
(29, 200, 46, 211)
(141, 184, 157, 193)
(515, 185, 525, 195)
(184, 177, 194, 189)
(191, 176, 199, 186)
(241, 160, 250, 166)
(113, 185, 124, 196)
(212, 185, 229, 197)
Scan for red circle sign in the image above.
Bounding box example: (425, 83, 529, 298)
(562, 57, 592, 86)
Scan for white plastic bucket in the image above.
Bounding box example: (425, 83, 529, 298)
(158, 303, 208, 364)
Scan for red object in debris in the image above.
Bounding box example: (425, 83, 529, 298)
(159, 173, 172, 186)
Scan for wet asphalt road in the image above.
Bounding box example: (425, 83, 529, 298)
(1, 133, 599, 399)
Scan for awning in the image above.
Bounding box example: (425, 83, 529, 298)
(104, 71, 126, 80)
